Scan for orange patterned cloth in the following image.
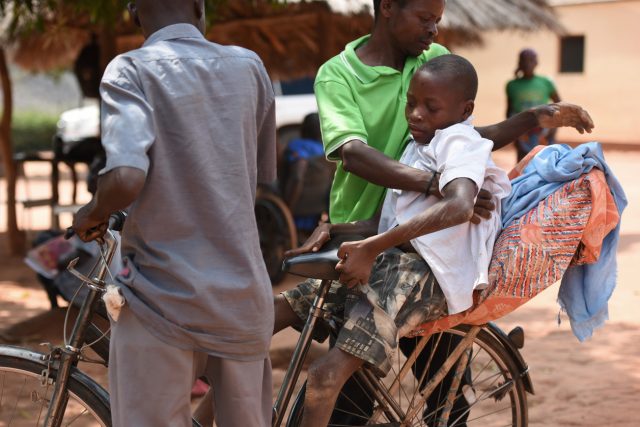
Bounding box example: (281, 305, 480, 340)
(408, 148, 619, 337)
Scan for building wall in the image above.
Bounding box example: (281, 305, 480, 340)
(453, 0, 640, 146)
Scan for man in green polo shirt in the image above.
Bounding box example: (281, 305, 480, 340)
(316, 0, 592, 226)
(316, 35, 449, 222)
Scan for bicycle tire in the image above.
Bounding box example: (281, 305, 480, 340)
(0, 346, 111, 426)
(286, 325, 528, 427)
(255, 196, 294, 285)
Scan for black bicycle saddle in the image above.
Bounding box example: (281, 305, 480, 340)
(282, 234, 364, 281)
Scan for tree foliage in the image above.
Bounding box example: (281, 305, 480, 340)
(0, 0, 243, 40)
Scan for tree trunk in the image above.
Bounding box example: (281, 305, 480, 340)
(0, 47, 25, 254)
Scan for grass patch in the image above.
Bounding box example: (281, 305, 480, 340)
(10, 112, 58, 154)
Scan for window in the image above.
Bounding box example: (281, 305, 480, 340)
(560, 36, 585, 73)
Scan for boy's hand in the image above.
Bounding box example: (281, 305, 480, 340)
(72, 201, 109, 242)
(284, 223, 332, 257)
(471, 189, 495, 224)
(336, 240, 378, 288)
(533, 102, 594, 134)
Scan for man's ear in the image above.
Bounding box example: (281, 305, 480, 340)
(380, 0, 394, 18)
(462, 100, 475, 120)
(127, 2, 141, 28)
(194, 0, 206, 34)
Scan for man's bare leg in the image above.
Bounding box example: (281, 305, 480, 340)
(274, 294, 301, 333)
(301, 347, 364, 427)
(194, 295, 301, 426)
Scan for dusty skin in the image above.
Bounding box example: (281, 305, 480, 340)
(1, 145, 639, 426)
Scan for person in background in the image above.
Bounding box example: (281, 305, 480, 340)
(282, 113, 335, 240)
(506, 48, 562, 161)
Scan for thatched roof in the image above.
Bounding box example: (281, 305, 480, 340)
(3, 0, 564, 79)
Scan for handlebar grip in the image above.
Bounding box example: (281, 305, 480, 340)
(64, 210, 127, 239)
(109, 211, 127, 232)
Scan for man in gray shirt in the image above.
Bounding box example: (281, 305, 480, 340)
(72, 1, 276, 426)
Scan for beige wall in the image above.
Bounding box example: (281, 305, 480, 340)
(453, 0, 640, 146)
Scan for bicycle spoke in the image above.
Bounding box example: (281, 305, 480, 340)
(8, 376, 27, 425)
(35, 381, 52, 426)
(63, 406, 89, 426)
(332, 375, 376, 423)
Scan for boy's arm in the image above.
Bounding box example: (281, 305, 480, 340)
(335, 178, 477, 287)
(479, 102, 593, 150)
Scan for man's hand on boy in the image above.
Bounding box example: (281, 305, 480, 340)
(336, 239, 378, 288)
(533, 102, 594, 134)
(428, 172, 494, 224)
(284, 223, 332, 258)
(471, 190, 494, 224)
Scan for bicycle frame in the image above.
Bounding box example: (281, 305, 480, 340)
(42, 231, 118, 427)
(271, 277, 483, 427)
(273, 278, 333, 426)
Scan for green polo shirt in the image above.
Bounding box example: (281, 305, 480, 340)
(506, 75, 557, 115)
(315, 35, 449, 223)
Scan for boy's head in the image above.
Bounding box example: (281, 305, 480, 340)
(405, 54, 478, 144)
(373, 0, 445, 58)
(128, 0, 205, 38)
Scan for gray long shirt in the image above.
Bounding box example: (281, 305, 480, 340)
(99, 24, 276, 360)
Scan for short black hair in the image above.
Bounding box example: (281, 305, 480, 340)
(417, 54, 478, 100)
(300, 113, 321, 141)
(373, 0, 408, 20)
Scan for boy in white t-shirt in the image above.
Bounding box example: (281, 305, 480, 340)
(276, 54, 511, 426)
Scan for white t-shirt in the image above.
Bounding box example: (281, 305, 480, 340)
(378, 119, 511, 314)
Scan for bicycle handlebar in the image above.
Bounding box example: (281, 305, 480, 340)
(64, 210, 127, 239)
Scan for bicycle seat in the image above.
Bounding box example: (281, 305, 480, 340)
(282, 234, 364, 281)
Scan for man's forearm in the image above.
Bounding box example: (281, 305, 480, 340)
(88, 167, 146, 220)
(330, 215, 379, 238)
(339, 140, 433, 192)
(477, 110, 538, 151)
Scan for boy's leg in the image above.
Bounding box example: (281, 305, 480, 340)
(274, 294, 302, 333)
(109, 305, 197, 427)
(301, 347, 364, 427)
(204, 356, 272, 427)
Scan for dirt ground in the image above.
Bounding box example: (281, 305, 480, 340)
(1, 145, 639, 426)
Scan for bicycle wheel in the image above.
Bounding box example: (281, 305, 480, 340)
(0, 348, 111, 426)
(287, 325, 527, 427)
(255, 195, 295, 285)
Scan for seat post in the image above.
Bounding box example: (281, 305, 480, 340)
(273, 278, 333, 426)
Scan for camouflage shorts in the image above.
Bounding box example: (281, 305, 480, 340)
(282, 247, 447, 376)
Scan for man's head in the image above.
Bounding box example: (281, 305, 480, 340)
(405, 54, 478, 144)
(128, 0, 205, 39)
(373, 0, 445, 58)
(516, 48, 538, 78)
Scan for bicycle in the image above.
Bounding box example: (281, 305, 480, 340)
(0, 216, 531, 427)
(0, 213, 202, 427)
(273, 235, 532, 427)
(0, 212, 125, 427)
